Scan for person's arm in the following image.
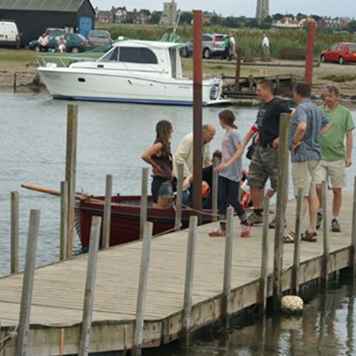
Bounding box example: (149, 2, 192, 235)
(346, 130, 353, 167)
(291, 121, 307, 152)
(141, 142, 163, 173)
(216, 143, 244, 172)
(243, 124, 258, 147)
(174, 137, 192, 177)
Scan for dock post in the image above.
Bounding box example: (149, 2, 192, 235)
(304, 20, 317, 86)
(139, 168, 149, 241)
(13, 73, 17, 93)
(175, 164, 184, 230)
(259, 197, 270, 315)
(10, 191, 20, 274)
(273, 113, 289, 311)
(212, 158, 219, 222)
(60, 181, 68, 261)
(102, 174, 113, 249)
(182, 216, 198, 347)
(132, 221, 153, 356)
(16, 209, 40, 356)
(79, 216, 102, 356)
(321, 181, 329, 288)
(222, 207, 234, 327)
(293, 189, 303, 295)
(65, 103, 78, 258)
(352, 177, 356, 273)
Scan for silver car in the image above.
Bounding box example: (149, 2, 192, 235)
(202, 33, 227, 59)
(87, 30, 112, 48)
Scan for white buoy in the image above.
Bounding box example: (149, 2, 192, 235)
(281, 295, 304, 314)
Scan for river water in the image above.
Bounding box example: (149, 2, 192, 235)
(0, 94, 356, 355)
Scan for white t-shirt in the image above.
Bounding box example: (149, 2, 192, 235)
(262, 36, 270, 48)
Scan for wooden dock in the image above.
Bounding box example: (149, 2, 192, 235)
(0, 193, 354, 355)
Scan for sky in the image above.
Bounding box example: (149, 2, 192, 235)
(92, 0, 356, 18)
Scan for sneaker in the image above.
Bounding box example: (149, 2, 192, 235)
(316, 212, 323, 230)
(247, 211, 263, 226)
(331, 219, 341, 233)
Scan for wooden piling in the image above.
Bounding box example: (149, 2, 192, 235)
(13, 73, 17, 93)
(182, 216, 198, 347)
(293, 189, 303, 295)
(132, 221, 153, 356)
(175, 164, 184, 231)
(273, 113, 290, 311)
(60, 181, 68, 261)
(16, 209, 40, 356)
(212, 158, 219, 222)
(102, 174, 113, 249)
(222, 207, 234, 327)
(79, 216, 102, 356)
(10, 191, 20, 274)
(139, 168, 149, 241)
(352, 177, 356, 273)
(65, 104, 78, 258)
(259, 197, 269, 315)
(321, 181, 329, 287)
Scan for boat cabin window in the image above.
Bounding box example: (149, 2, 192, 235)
(101, 47, 118, 61)
(169, 48, 177, 78)
(118, 47, 158, 64)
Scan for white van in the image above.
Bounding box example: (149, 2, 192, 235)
(0, 21, 20, 48)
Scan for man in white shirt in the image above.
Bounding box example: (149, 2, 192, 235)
(262, 33, 270, 60)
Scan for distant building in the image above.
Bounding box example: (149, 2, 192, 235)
(96, 10, 114, 24)
(0, 0, 95, 45)
(256, 0, 269, 24)
(114, 7, 128, 24)
(160, 0, 177, 27)
(272, 16, 305, 29)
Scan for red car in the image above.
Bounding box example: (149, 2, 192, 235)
(321, 42, 356, 65)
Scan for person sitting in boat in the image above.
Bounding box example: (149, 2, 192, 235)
(141, 120, 174, 207)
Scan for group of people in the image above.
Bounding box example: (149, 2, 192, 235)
(142, 79, 354, 242)
(38, 32, 66, 53)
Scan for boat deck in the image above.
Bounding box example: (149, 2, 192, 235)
(0, 194, 354, 355)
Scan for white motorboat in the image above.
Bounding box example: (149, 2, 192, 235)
(38, 40, 228, 106)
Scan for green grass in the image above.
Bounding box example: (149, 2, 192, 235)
(0, 49, 36, 63)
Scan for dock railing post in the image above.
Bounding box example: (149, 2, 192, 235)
(65, 103, 78, 258)
(212, 157, 219, 222)
(182, 216, 198, 347)
(60, 181, 68, 261)
(102, 174, 113, 249)
(352, 177, 356, 273)
(222, 207, 234, 327)
(15, 209, 40, 356)
(10, 191, 20, 274)
(139, 168, 149, 241)
(132, 221, 153, 356)
(293, 188, 303, 295)
(79, 216, 102, 356)
(273, 113, 289, 311)
(175, 164, 184, 231)
(259, 197, 270, 315)
(321, 181, 329, 288)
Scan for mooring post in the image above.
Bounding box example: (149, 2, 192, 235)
(13, 72, 17, 94)
(182, 216, 198, 347)
(273, 113, 290, 311)
(222, 207, 234, 327)
(139, 168, 149, 241)
(102, 174, 113, 249)
(79, 216, 102, 356)
(321, 181, 329, 288)
(175, 164, 184, 231)
(16, 209, 40, 356)
(259, 197, 270, 315)
(60, 181, 68, 261)
(132, 222, 153, 356)
(293, 189, 303, 295)
(212, 157, 219, 222)
(65, 103, 78, 258)
(10, 191, 20, 274)
(304, 20, 317, 86)
(352, 177, 356, 273)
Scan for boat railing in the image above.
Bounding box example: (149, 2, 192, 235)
(35, 55, 96, 68)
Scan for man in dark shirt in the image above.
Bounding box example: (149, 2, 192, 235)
(244, 80, 291, 225)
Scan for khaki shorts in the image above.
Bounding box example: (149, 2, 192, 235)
(316, 160, 346, 188)
(292, 160, 320, 197)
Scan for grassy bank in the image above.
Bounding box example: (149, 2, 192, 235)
(98, 23, 356, 59)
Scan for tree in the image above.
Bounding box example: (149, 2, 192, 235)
(347, 20, 356, 32)
(150, 11, 162, 24)
(180, 11, 193, 25)
(272, 13, 284, 21)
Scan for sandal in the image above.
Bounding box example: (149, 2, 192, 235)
(209, 229, 226, 238)
(283, 231, 295, 244)
(301, 230, 317, 242)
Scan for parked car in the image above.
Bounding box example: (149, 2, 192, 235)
(87, 30, 112, 48)
(28, 32, 88, 53)
(180, 41, 192, 57)
(321, 42, 356, 65)
(202, 33, 227, 59)
(0, 21, 21, 48)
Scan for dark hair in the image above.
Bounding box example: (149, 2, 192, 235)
(212, 150, 222, 160)
(257, 79, 273, 93)
(324, 85, 340, 97)
(155, 120, 173, 155)
(293, 83, 311, 98)
(218, 110, 237, 129)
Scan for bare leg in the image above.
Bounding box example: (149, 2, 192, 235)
(332, 188, 342, 218)
(307, 193, 319, 233)
(250, 187, 264, 210)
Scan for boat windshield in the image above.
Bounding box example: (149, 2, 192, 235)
(99, 47, 118, 62)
